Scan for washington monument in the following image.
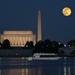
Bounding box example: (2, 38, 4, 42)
(37, 10, 42, 42)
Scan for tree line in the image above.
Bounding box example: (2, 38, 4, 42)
(0, 39, 75, 56)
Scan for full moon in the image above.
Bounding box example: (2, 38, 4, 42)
(62, 7, 72, 16)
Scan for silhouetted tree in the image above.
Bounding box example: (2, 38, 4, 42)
(34, 40, 44, 53)
(58, 43, 65, 56)
(2, 39, 11, 48)
(67, 40, 75, 48)
(51, 41, 59, 53)
(44, 39, 52, 53)
(59, 43, 64, 48)
(25, 41, 30, 48)
(29, 41, 34, 48)
(24, 41, 34, 49)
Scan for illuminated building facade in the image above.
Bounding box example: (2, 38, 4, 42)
(1, 31, 36, 47)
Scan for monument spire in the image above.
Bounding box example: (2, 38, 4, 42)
(37, 10, 42, 42)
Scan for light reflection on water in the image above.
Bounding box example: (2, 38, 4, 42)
(0, 57, 75, 75)
(1, 68, 42, 75)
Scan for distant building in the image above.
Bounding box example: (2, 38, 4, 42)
(1, 31, 36, 47)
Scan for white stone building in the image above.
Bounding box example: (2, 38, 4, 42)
(1, 31, 36, 47)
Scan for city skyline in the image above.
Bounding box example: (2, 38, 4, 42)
(0, 0, 75, 42)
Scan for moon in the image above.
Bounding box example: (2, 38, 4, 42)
(62, 7, 72, 16)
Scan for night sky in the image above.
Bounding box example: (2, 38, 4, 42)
(0, 0, 75, 43)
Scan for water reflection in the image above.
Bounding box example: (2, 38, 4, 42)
(1, 68, 42, 75)
(1, 57, 74, 75)
(0, 57, 42, 75)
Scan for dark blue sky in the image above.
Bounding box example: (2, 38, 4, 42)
(0, 0, 75, 42)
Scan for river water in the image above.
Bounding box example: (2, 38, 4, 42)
(0, 57, 75, 75)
